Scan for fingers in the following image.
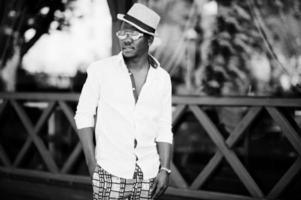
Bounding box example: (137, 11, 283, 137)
(154, 183, 161, 199)
(151, 181, 168, 199)
(153, 185, 167, 199)
(151, 178, 158, 197)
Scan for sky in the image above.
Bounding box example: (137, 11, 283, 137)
(22, 0, 112, 76)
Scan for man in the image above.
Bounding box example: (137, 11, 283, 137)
(74, 3, 173, 200)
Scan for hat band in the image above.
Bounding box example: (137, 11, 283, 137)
(124, 14, 155, 34)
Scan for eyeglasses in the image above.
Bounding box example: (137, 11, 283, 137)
(116, 30, 144, 41)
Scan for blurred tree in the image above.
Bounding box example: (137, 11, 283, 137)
(249, 0, 301, 95)
(200, 0, 257, 95)
(201, 0, 301, 96)
(0, 0, 74, 91)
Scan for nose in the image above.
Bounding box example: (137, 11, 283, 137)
(122, 36, 133, 45)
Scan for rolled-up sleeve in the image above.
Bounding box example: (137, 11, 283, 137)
(74, 65, 100, 129)
(156, 74, 173, 144)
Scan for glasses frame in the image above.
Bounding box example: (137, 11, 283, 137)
(116, 30, 144, 41)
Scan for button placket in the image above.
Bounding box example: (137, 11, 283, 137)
(128, 69, 139, 162)
(128, 70, 138, 103)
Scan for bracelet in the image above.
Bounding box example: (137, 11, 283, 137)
(160, 167, 171, 174)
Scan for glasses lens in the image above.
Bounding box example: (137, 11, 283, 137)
(130, 31, 140, 36)
(116, 30, 143, 40)
(116, 31, 126, 40)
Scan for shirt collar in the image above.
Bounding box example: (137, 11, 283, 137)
(148, 54, 159, 69)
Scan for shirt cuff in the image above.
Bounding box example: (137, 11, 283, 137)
(74, 115, 95, 129)
(156, 129, 173, 144)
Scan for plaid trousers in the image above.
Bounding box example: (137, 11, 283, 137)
(92, 164, 155, 200)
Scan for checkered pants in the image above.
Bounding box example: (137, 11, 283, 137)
(92, 164, 155, 199)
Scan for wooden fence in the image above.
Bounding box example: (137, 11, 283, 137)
(0, 92, 301, 200)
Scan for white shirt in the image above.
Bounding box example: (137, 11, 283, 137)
(74, 52, 173, 179)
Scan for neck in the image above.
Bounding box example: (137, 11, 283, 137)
(124, 53, 149, 71)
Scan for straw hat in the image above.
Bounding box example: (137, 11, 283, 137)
(117, 3, 160, 36)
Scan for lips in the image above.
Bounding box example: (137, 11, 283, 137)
(122, 47, 135, 53)
(122, 46, 134, 51)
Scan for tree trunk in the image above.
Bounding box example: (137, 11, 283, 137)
(0, 45, 21, 91)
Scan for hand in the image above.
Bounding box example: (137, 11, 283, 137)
(151, 170, 169, 199)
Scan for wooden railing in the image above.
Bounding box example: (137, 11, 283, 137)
(0, 92, 301, 200)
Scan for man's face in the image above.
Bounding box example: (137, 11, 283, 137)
(118, 22, 149, 58)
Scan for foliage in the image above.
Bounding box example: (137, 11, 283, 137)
(0, 0, 73, 63)
(0, 0, 74, 91)
(201, 0, 301, 96)
(201, 1, 256, 95)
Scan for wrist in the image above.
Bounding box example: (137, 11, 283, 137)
(160, 167, 171, 174)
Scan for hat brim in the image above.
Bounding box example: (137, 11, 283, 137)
(117, 14, 157, 36)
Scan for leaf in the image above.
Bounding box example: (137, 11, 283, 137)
(233, 36, 252, 53)
(223, 16, 243, 31)
(218, 31, 232, 40)
(233, 4, 251, 20)
(217, 39, 236, 53)
(235, 33, 249, 41)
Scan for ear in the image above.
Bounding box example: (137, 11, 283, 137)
(148, 36, 154, 46)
